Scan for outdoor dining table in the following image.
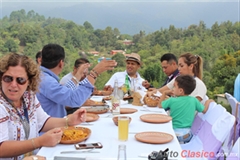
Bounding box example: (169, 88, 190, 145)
(37, 96, 185, 160)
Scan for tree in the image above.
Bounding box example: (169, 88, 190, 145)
(112, 53, 126, 67)
(143, 63, 161, 88)
(4, 38, 18, 52)
(83, 21, 94, 32)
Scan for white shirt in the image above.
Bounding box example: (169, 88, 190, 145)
(0, 91, 50, 160)
(60, 72, 88, 85)
(105, 71, 147, 92)
(167, 77, 207, 104)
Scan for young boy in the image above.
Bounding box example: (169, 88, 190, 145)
(158, 75, 208, 143)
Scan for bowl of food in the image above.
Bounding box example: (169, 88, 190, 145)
(143, 95, 160, 107)
(112, 116, 132, 126)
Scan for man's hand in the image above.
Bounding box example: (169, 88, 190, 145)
(103, 85, 113, 92)
(142, 80, 151, 89)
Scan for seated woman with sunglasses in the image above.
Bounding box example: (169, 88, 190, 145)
(0, 53, 87, 160)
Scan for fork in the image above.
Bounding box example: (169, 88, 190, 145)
(102, 114, 113, 118)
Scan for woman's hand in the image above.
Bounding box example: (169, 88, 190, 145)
(23, 155, 46, 160)
(37, 128, 63, 147)
(147, 89, 157, 97)
(68, 108, 87, 125)
(163, 89, 173, 96)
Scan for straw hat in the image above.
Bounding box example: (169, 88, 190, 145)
(126, 53, 142, 66)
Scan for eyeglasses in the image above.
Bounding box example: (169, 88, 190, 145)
(2, 75, 28, 85)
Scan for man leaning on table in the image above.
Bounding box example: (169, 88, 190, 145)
(142, 53, 179, 89)
(159, 53, 179, 86)
(104, 53, 147, 92)
(37, 43, 117, 118)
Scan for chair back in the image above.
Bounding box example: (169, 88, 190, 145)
(191, 101, 224, 136)
(224, 93, 240, 152)
(225, 93, 240, 116)
(182, 102, 235, 160)
(226, 137, 240, 160)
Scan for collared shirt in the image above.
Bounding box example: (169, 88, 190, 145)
(60, 72, 88, 85)
(36, 66, 94, 118)
(105, 70, 147, 91)
(162, 69, 179, 87)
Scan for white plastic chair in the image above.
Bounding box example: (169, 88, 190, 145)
(226, 137, 240, 160)
(181, 102, 235, 160)
(225, 93, 240, 117)
(225, 93, 240, 146)
(191, 101, 224, 136)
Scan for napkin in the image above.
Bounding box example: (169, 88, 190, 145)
(136, 90, 147, 104)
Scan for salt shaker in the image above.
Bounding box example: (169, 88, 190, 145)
(117, 144, 126, 160)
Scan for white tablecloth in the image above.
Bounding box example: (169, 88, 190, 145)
(37, 96, 185, 160)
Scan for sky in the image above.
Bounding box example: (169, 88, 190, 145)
(0, 0, 239, 34)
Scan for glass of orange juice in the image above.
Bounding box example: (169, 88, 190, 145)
(118, 116, 129, 141)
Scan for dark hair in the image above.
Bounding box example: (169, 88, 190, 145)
(0, 53, 40, 93)
(160, 53, 178, 64)
(41, 44, 65, 69)
(175, 75, 196, 95)
(35, 51, 42, 63)
(74, 58, 89, 68)
(179, 53, 203, 80)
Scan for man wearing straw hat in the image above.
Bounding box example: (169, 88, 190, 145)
(104, 53, 147, 92)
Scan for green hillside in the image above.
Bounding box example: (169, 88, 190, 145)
(0, 9, 239, 100)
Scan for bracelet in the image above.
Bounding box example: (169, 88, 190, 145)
(31, 139, 37, 150)
(72, 76, 79, 83)
(90, 70, 98, 78)
(88, 73, 97, 80)
(65, 116, 69, 128)
(91, 69, 99, 77)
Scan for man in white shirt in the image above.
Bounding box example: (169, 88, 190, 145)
(104, 53, 147, 92)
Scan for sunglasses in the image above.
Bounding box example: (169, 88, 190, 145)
(2, 75, 28, 85)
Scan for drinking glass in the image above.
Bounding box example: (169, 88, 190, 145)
(118, 116, 129, 141)
(117, 144, 127, 160)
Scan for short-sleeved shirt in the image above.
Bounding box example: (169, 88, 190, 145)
(0, 91, 50, 160)
(167, 77, 207, 104)
(105, 71, 146, 91)
(161, 96, 204, 129)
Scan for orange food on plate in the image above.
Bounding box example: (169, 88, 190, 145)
(61, 128, 87, 141)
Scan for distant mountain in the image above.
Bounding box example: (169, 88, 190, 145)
(1, 1, 239, 35)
